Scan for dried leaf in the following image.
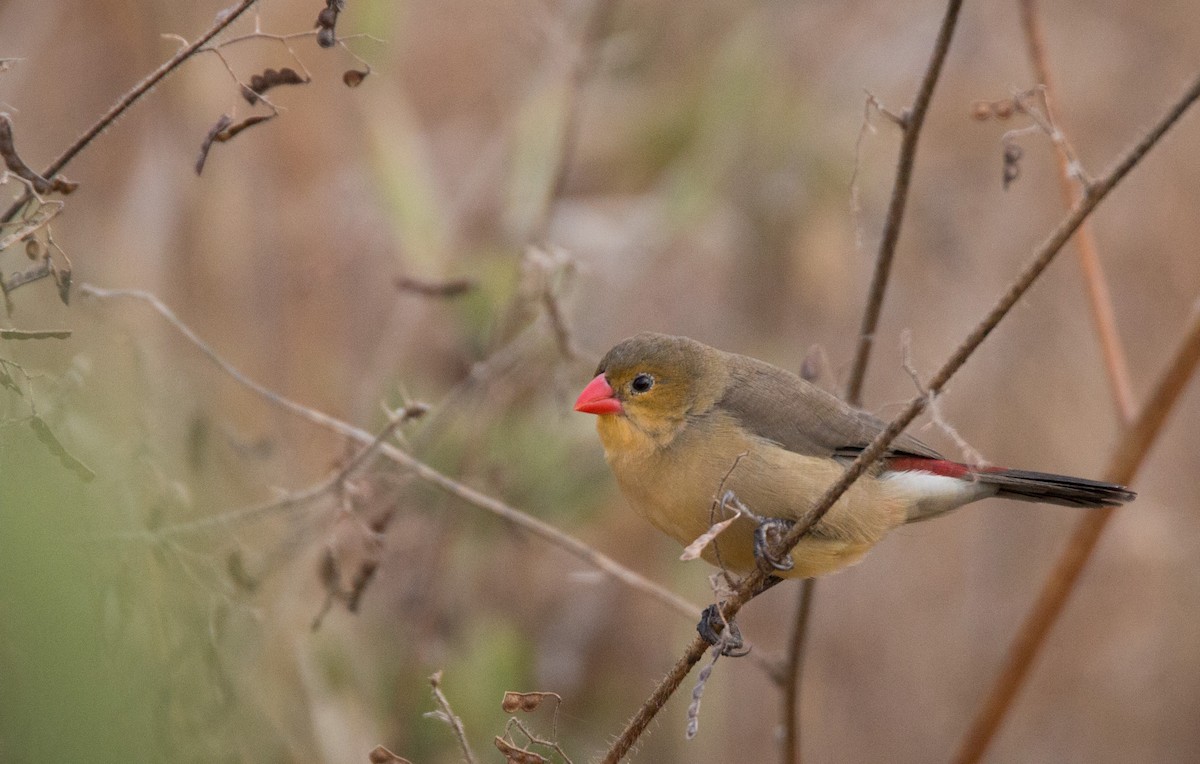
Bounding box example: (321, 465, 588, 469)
(367, 746, 413, 764)
(0, 202, 61, 253)
(502, 691, 549, 713)
(394, 274, 475, 297)
(0, 364, 21, 395)
(0, 329, 72, 340)
(50, 258, 71, 305)
(196, 113, 276, 175)
(680, 513, 741, 561)
(217, 113, 274, 142)
(343, 68, 368, 87)
(1003, 142, 1023, 190)
(226, 551, 259, 593)
(195, 114, 233, 175)
(2, 259, 52, 294)
(242, 66, 310, 105)
(29, 415, 95, 482)
(0, 115, 76, 195)
(495, 737, 547, 764)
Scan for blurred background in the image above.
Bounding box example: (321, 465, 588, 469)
(1, 0, 1198, 761)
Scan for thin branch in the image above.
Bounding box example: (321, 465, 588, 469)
(491, 0, 616, 358)
(127, 404, 427, 540)
(428, 671, 478, 764)
(0, 0, 261, 227)
(1018, 0, 1137, 422)
(843, 0, 965, 405)
(780, 578, 815, 764)
(953, 302, 1200, 764)
(785, 1, 966, 755)
(527, 0, 619, 246)
(600, 68, 1200, 764)
(79, 284, 700, 621)
(948, 6, 1175, 757)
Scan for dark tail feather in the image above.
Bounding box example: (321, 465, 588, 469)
(979, 468, 1135, 508)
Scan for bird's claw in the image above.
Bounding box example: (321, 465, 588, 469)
(753, 517, 795, 573)
(697, 604, 750, 657)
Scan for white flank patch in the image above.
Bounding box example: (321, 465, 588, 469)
(882, 469, 994, 520)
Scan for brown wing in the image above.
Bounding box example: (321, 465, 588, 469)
(713, 352, 942, 460)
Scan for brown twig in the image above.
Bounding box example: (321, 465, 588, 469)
(428, 671, 478, 764)
(600, 68, 1200, 764)
(953, 303, 1200, 764)
(843, 0, 965, 406)
(782, 2, 966, 756)
(1018, 0, 1137, 422)
(516, 0, 618, 360)
(492, 0, 616, 358)
(110, 403, 426, 541)
(527, 0, 618, 246)
(948, 6, 1159, 758)
(780, 578, 815, 764)
(78, 283, 700, 621)
(0, 0, 260, 229)
(394, 274, 476, 298)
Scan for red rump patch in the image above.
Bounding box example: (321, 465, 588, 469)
(885, 457, 1005, 478)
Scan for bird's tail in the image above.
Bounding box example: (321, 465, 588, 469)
(883, 456, 1137, 519)
(973, 468, 1135, 508)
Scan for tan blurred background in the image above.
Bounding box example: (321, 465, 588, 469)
(1, 0, 1198, 761)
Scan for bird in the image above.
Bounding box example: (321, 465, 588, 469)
(575, 332, 1135, 581)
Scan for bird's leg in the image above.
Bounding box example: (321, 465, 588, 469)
(696, 604, 749, 657)
(753, 517, 796, 574)
(696, 575, 782, 657)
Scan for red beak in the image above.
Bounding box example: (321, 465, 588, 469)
(574, 374, 623, 415)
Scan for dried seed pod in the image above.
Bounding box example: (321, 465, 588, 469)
(1003, 142, 1023, 189)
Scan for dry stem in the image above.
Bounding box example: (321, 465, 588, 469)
(600, 67, 1200, 764)
(953, 304, 1200, 764)
(949, 5, 1168, 758)
(843, 0, 965, 406)
(0, 0, 260, 228)
(78, 285, 700, 622)
(783, 2, 966, 757)
(1018, 0, 1136, 421)
(428, 671, 478, 764)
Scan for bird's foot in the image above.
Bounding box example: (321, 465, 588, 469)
(697, 604, 750, 657)
(753, 517, 796, 574)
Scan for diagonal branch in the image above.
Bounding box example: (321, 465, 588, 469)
(78, 285, 700, 622)
(781, 3, 966, 760)
(953, 303, 1200, 764)
(1018, 0, 1136, 421)
(600, 68, 1200, 764)
(1, 0, 261, 228)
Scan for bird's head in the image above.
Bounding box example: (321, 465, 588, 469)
(575, 333, 724, 446)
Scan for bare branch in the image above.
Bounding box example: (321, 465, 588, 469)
(0, 0, 261, 227)
(779, 578, 815, 764)
(527, 0, 619, 246)
(600, 66, 1200, 764)
(790, 1, 966, 755)
(953, 302, 1200, 764)
(844, 0, 965, 406)
(79, 284, 701, 621)
(427, 671, 477, 764)
(1018, 0, 1136, 422)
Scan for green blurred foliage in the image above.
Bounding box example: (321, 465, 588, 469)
(1, 0, 1198, 762)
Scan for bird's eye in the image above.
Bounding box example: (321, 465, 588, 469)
(630, 373, 654, 394)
